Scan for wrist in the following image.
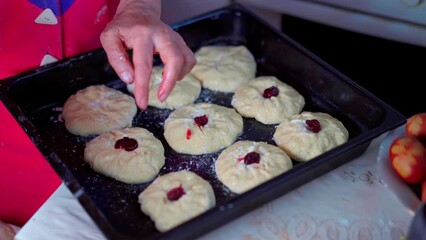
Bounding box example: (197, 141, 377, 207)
(116, 0, 161, 18)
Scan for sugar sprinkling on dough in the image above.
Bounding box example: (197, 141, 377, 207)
(231, 76, 305, 124)
(138, 170, 216, 232)
(163, 103, 244, 155)
(191, 45, 256, 92)
(84, 127, 165, 184)
(127, 66, 201, 109)
(62, 84, 137, 136)
(273, 111, 349, 162)
(215, 140, 293, 194)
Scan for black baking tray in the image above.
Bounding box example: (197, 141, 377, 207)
(0, 3, 406, 240)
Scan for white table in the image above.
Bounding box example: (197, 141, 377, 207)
(15, 129, 416, 240)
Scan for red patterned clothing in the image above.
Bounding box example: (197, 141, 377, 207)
(0, 0, 119, 226)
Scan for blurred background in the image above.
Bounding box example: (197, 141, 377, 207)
(162, 0, 426, 117)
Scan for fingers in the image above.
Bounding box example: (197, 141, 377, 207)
(174, 34, 197, 80)
(156, 40, 182, 102)
(101, 22, 196, 109)
(156, 30, 196, 102)
(100, 29, 134, 84)
(132, 36, 154, 109)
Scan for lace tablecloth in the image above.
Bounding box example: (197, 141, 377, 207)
(15, 130, 414, 240)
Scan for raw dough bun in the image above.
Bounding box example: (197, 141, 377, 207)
(138, 170, 216, 232)
(191, 45, 256, 92)
(84, 127, 165, 184)
(62, 84, 137, 136)
(127, 66, 201, 109)
(231, 76, 305, 124)
(163, 103, 243, 155)
(215, 140, 293, 194)
(273, 111, 349, 162)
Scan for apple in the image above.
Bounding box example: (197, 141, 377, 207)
(406, 113, 426, 144)
(389, 136, 426, 184)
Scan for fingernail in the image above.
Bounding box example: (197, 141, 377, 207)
(139, 98, 147, 110)
(120, 71, 133, 83)
(158, 90, 166, 102)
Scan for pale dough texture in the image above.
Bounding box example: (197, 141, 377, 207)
(215, 140, 293, 194)
(138, 170, 216, 232)
(163, 103, 244, 155)
(190, 45, 256, 92)
(231, 76, 305, 124)
(62, 84, 137, 136)
(127, 66, 201, 109)
(84, 127, 165, 184)
(273, 111, 349, 162)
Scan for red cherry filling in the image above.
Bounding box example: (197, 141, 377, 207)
(186, 129, 192, 140)
(243, 151, 261, 165)
(305, 119, 321, 133)
(167, 185, 185, 201)
(263, 86, 279, 98)
(114, 137, 138, 151)
(194, 114, 208, 127)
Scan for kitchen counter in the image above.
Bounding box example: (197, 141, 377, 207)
(14, 127, 416, 240)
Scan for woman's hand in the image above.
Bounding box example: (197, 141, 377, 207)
(100, 0, 196, 109)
